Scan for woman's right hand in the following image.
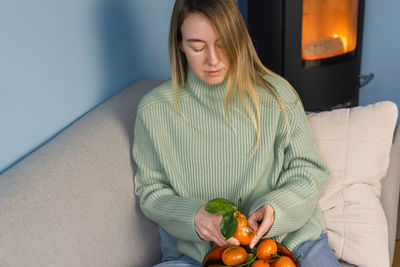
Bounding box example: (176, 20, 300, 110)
(194, 205, 240, 246)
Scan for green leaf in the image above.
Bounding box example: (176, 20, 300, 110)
(220, 212, 238, 239)
(205, 198, 238, 216)
(242, 253, 257, 267)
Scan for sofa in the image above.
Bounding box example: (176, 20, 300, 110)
(0, 79, 399, 267)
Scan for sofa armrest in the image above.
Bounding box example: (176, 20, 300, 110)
(381, 125, 400, 265)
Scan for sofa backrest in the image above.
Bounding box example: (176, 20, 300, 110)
(0, 80, 164, 267)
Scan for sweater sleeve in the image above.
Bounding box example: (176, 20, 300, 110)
(132, 109, 205, 243)
(249, 100, 330, 237)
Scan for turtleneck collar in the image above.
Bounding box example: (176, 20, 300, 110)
(185, 68, 228, 106)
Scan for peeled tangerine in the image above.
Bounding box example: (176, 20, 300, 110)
(233, 211, 256, 246)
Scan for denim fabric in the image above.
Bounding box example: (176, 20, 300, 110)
(159, 226, 180, 261)
(153, 255, 201, 267)
(292, 233, 340, 267)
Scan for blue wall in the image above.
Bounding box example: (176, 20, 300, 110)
(359, 1, 400, 115)
(0, 0, 399, 174)
(0, 0, 174, 174)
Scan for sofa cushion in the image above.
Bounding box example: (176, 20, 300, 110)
(307, 101, 398, 267)
(0, 80, 164, 267)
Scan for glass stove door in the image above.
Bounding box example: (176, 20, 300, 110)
(302, 0, 359, 61)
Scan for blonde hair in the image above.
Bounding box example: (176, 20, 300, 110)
(169, 0, 302, 156)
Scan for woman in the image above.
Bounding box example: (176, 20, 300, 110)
(132, 0, 339, 266)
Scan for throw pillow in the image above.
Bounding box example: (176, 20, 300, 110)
(306, 101, 398, 267)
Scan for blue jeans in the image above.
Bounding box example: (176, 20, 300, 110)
(153, 255, 201, 267)
(292, 233, 340, 267)
(154, 231, 339, 267)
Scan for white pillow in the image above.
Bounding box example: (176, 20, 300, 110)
(306, 101, 398, 267)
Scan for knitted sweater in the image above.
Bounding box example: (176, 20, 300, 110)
(132, 70, 330, 263)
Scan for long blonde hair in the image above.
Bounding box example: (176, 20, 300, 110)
(169, 0, 302, 156)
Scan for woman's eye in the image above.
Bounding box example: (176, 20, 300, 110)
(192, 46, 204, 52)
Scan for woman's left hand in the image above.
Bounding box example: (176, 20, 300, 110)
(247, 203, 275, 249)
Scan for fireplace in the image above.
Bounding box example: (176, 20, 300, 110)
(248, 0, 372, 111)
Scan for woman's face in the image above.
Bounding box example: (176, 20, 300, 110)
(180, 13, 230, 85)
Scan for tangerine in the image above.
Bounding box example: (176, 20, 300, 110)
(251, 259, 271, 267)
(233, 211, 256, 245)
(221, 246, 248, 266)
(273, 256, 296, 267)
(256, 238, 278, 260)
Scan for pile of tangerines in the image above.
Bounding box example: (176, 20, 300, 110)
(202, 198, 299, 267)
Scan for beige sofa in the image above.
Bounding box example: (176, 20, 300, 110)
(0, 80, 399, 267)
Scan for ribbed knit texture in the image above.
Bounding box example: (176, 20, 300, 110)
(132, 69, 330, 263)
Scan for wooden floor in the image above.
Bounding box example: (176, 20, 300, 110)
(394, 241, 400, 267)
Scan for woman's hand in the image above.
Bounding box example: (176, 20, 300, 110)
(247, 203, 275, 249)
(194, 205, 240, 246)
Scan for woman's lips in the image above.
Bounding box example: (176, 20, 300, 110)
(206, 69, 222, 76)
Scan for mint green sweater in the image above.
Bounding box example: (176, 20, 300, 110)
(132, 70, 329, 263)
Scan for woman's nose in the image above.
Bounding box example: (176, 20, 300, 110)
(206, 46, 219, 66)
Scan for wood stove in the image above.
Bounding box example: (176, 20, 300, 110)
(248, 0, 372, 111)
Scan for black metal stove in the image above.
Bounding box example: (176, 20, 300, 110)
(248, 0, 372, 112)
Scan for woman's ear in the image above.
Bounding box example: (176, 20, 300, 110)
(179, 42, 185, 53)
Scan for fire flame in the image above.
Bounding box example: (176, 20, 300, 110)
(302, 0, 359, 60)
